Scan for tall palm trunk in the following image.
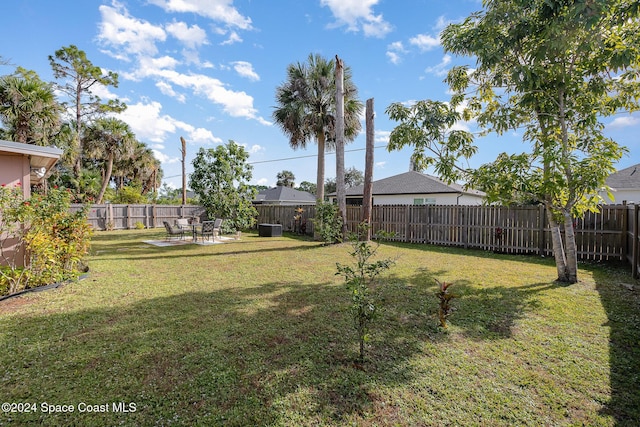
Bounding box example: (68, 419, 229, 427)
(316, 131, 326, 203)
(97, 153, 114, 204)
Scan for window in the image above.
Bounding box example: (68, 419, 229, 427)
(414, 197, 436, 205)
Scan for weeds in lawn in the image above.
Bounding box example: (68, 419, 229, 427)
(436, 279, 459, 328)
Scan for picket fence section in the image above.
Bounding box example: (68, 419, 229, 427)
(73, 203, 639, 278)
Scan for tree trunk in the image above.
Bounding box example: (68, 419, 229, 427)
(362, 98, 375, 241)
(335, 55, 347, 239)
(562, 210, 578, 283)
(316, 132, 326, 203)
(545, 206, 569, 282)
(96, 153, 114, 204)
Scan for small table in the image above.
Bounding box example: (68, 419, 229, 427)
(258, 223, 282, 237)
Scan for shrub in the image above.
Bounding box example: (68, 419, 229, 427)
(313, 202, 343, 245)
(0, 186, 92, 296)
(336, 223, 395, 364)
(436, 279, 459, 329)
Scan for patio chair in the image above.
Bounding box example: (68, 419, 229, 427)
(163, 221, 185, 240)
(194, 218, 222, 242)
(175, 218, 190, 230)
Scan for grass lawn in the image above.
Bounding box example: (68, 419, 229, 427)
(1, 228, 639, 426)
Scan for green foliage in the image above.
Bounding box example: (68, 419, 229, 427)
(336, 224, 395, 364)
(0, 186, 92, 295)
(313, 202, 343, 245)
(112, 185, 146, 204)
(436, 279, 459, 329)
(386, 0, 640, 283)
(273, 53, 363, 201)
(189, 141, 258, 232)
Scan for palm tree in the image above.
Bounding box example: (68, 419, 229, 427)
(276, 170, 296, 187)
(273, 53, 362, 202)
(0, 71, 62, 145)
(83, 117, 135, 203)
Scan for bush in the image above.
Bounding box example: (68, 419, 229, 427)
(313, 202, 343, 245)
(336, 223, 395, 364)
(0, 186, 92, 295)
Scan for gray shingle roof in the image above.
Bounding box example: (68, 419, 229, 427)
(255, 186, 316, 203)
(342, 171, 484, 196)
(606, 163, 640, 189)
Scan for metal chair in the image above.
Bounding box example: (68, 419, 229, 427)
(194, 219, 221, 242)
(163, 221, 185, 240)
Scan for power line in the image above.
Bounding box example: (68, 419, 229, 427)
(163, 144, 389, 179)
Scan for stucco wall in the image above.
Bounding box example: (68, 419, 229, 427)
(0, 153, 31, 267)
(0, 154, 30, 197)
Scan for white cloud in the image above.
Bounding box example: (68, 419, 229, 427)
(375, 130, 390, 143)
(165, 21, 208, 49)
(155, 81, 186, 102)
(152, 149, 179, 164)
(386, 41, 406, 65)
(320, 0, 392, 38)
(232, 61, 260, 81)
(220, 31, 243, 45)
(245, 144, 264, 154)
(147, 0, 252, 30)
(608, 116, 640, 130)
(409, 33, 440, 51)
(375, 161, 386, 168)
(117, 100, 222, 146)
(256, 177, 269, 186)
(98, 2, 166, 57)
(425, 54, 452, 76)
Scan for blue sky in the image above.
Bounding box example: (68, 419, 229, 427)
(2, 0, 638, 190)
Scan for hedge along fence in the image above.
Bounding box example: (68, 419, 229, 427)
(73, 203, 640, 278)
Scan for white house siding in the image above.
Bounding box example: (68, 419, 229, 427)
(350, 193, 484, 206)
(600, 189, 640, 205)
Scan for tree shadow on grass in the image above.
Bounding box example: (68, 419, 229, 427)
(0, 280, 435, 426)
(586, 263, 640, 425)
(387, 266, 556, 340)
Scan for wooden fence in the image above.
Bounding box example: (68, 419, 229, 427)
(71, 204, 207, 231)
(74, 203, 639, 278)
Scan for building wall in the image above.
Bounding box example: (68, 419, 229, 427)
(344, 193, 484, 206)
(0, 153, 31, 267)
(600, 189, 640, 205)
(0, 154, 31, 197)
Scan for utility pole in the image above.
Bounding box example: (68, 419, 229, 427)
(362, 98, 375, 241)
(180, 136, 187, 205)
(335, 55, 347, 239)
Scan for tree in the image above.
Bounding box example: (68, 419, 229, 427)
(276, 170, 296, 187)
(325, 167, 364, 194)
(49, 45, 126, 175)
(189, 141, 258, 232)
(298, 181, 316, 195)
(0, 69, 62, 145)
(83, 118, 136, 204)
(387, 0, 639, 283)
(273, 53, 363, 202)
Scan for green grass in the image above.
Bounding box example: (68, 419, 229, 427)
(1, 229, 639, 426)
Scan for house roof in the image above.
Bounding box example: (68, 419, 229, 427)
(255, 186, 316, 203)
(0, 140, 63, 184)
(606, 163, 640, 189)
(340, 171, 485, 197)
